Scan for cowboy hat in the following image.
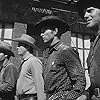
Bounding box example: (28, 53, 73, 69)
(77, 0, 100, 18)
(0, 41, 15, 57)
(13, 34, 39, 50)
(34, 15, 69, 35)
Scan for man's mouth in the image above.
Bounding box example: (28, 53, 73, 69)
(86, 19, 92, 23)
(42, 37, 45, 40)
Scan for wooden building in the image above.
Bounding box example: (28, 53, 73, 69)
(0, 0, 96, 70)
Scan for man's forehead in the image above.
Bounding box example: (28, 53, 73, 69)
(85, 7, 100, 13)
(87, 7, 99, 10)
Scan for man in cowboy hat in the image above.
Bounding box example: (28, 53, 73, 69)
(76, 0, 100, 100)
(0, 41, 18, 100)
(14, 34, 45, 100)
(34, 15, 86, 100)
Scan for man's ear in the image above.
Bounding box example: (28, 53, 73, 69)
(53, 28, 58, 35)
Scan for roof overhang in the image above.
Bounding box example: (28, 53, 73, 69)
(0, 0, 95, 35)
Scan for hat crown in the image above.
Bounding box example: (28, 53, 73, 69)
(14, 34, 39, 50)
(21, 34, 36, 45)
(0, 41, 12, 51)
(34, 15, 69, 35)
(0, 41, 14, 57)
(77, 0, 100, 18)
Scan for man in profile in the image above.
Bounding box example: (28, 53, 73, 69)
(77, 0, 100, 100)
(0, 41, 18, 100)
(14, 34, 45, 100)
(34, 15, 86, 100)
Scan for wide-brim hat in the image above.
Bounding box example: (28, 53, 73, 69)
(34, 15, 69, 35)
(13, 34, 39, 50)
(0, 41, 15, 57)
(77, 0, 100, 18)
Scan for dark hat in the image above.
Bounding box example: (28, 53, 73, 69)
(77, 0, 100, 18)
(0, 41, 15, 57)
(34, 15, 69, 35)
(13, 34, 39, 50)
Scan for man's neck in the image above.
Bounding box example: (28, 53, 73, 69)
(23, 51, 30, 60)
(50, 37, 60, 46)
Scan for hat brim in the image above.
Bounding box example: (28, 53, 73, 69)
(34, 18, 69, 35)
(0, 47, 15, 57)
(77, 0, 100, 18)
(13, 39, 39, 50)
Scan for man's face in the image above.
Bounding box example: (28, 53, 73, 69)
(40, 28, 55, 43)
(84, 7, 100, 28)
(17, 43, 27, 56)
(0, 53, 6, 61)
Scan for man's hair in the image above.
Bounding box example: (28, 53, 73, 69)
(6, 55, 11, 60)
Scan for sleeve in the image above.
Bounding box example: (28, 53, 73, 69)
(0, 64, 18, 93)
(61, 48, 86, 100)
(82, 89, 89, 99)
(31, 58, 45, 100)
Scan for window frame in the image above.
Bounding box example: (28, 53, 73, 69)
(71, 32, 90, 69)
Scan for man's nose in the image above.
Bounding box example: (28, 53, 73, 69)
(84, 12, 89, 19)
(40, 33, 44, 37)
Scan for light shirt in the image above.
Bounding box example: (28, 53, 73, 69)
(17, 53, 44, 100)
(85, 70, 91, 90)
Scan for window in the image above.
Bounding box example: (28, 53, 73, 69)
(71, 33, 90, 69)
(0, 23, 14, 44)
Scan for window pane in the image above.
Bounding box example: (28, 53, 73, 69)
(78, 49, 83, 66)
(84, 39, 90, 49)
(71, 33, 90, 68)
(71, 37, 76, 47)
(78, 34, 83, 48)
(84, 50, 90, 69)
(4, 29, 12, 39)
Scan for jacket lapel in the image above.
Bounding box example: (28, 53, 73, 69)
(87, 35, 100, 68)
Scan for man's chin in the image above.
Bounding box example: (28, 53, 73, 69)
(43, 40, 49, 43)
(43, 41, 47, 43)
(87, 23, 99, 31)
(86, 24, 93, 28)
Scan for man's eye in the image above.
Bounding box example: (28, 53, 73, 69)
(87, 8, 95, 13)
(87, 9, 91, 13)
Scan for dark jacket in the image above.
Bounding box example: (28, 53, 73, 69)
(0, 62, 18, 100)
(87, 35, 100, 95)
(43, 41, 86, 100)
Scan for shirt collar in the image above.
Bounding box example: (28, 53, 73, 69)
(53, 41, 64, 51)
(49, 41, 64, 53)
(23, 52, 33, 61)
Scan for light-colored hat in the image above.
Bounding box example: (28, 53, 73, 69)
(13, 34, 39, 50)
(34, 15, 69, 35)
(0, 41, 15, 57)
